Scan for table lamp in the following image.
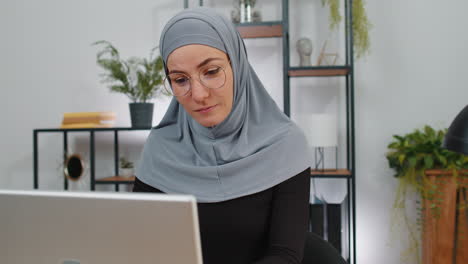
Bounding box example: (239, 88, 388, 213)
(297, 113, 338, 171)
(443, 105, 468, 155)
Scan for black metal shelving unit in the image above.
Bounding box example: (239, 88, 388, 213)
(33, 127, 151, 192)
(185, 1, 356, 263)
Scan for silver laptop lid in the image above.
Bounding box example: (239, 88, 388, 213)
(0, 190, 203, 264)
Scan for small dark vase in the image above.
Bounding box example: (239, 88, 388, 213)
(129, 103, 154, 128)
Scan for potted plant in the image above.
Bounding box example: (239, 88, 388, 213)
(119, 157, 134, 178)
(321, 0, 372, 59)
(386, 125, 468, 263)
(93, 40, 167, 128)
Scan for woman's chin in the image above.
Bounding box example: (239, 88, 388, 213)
(191, 106, 230, 128)
(197, 119, 220, 128)
(194, 115, 224, 128)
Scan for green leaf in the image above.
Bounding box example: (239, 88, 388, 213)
(424, 125, 435, 139)
(424, 155, 434, 169)
(93, 40, 167, 102)
(438, 155, 447, 166)
(398, 154, 406, 165)
(403, 139, 410, 147)
(408, 156, 417, 168)
(394, 135, 405, 142)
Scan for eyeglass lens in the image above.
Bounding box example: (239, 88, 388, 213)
(164, 65, 226, 96)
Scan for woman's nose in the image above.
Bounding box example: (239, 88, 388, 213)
(190, 79, 210, 103)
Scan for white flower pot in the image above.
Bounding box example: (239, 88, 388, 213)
(120, 168, 134, 178)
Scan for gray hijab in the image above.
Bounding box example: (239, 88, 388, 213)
(137, 7, 311, 203)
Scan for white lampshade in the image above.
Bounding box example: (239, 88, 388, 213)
(311, 178, 348, 204)
(296, 113, 337, 147)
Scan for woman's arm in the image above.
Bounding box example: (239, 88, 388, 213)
(253, 168, 311, 264)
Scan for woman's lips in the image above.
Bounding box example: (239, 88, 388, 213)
(195, 104, 217, 113)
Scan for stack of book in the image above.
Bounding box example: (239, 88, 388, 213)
(60, 112, 116, 129)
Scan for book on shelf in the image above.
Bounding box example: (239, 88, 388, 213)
(60, 112, 116, 128)
(61, 111, 116, 124)
(60, 123, 114, 129)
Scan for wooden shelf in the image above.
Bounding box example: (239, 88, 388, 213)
(310, 169, 352, 178)
(95, 176, 135, 184)
(236, 22, 283, 38)
(425, 169, 468, 176)
(288, 66, 351, 77)
(34, 127, 152, 132)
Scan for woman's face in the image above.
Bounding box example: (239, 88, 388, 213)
(166, 44, 234, 127)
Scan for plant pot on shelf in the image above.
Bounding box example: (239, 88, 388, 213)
(129, 103, 154, 128)
(422, 169, 468, 264)
(120, 168, 134, 178)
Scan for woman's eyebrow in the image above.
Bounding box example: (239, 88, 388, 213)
(168, 57, 224, 74)
(197, 57, 223, 68)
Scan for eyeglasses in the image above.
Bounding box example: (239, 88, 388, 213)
(163, 65, 227, 97)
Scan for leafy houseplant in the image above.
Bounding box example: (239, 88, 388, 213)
(321, 0, 372, 59)
(119, 157, 134, 177)
(386, 125, 468, 263)
(120, 157, 134, 169)
(93, 40, 166, 128)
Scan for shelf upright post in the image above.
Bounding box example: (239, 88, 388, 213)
(346, 170, 352, 262)
(114, 130, 120, 192)
(184, 0, 188, 9)
(282, 0, 290, 117)
(344, 0, 351, 262)
(345, 12, 351, 171)
(90, 130, 95, 191)
(350, 4, 357, 264)
(33, 130, 39, 189)
(63, 131, 69, 190)
(344, 0, 356, 263)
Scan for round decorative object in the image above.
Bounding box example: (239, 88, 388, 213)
(64, 154, 85, 181)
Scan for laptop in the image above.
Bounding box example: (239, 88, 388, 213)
(0, 190, 203, 264)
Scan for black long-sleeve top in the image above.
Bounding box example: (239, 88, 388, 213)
(133, 167, 310, 264)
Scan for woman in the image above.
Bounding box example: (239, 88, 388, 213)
(134, 7, 311, 264)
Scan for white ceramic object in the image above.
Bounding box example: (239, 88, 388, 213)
(297, 38, 313, 67)
(120, 168, 134, 177)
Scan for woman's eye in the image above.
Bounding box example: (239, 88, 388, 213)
(204, 67, 221, 76)
(174, 77, 189, 85)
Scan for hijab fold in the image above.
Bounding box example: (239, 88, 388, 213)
(137, 7, 311, 203)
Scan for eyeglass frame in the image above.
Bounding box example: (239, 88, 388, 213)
(163, 64, 229, 97)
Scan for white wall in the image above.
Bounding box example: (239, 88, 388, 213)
(0, 0, 180, 190)
(356, 1, 468, 263)
(1, 0, 468, 264)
